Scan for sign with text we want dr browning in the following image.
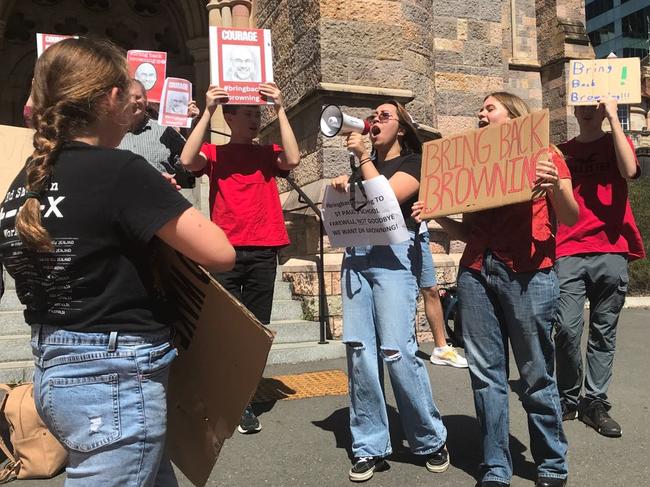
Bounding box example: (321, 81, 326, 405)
(418, 110, 549, 219)
(209, 26, 273, 105)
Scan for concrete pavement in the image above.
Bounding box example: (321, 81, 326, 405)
(15, 308, 650, 486)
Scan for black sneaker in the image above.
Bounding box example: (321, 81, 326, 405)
(479, 482, 510, 487)
(561, 402, 578, 421)
(425, 444, 450, 473)
(579, 401, 621, 437)
(237, 405, 262, 434)
(348, 457, 389, 482)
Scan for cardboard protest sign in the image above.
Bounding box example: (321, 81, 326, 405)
(127, 50, 167, 103)
(153, 244, 274, 486)
(159, 78, 192, 128)
(208, 26, 273, 105)
(0, 125, 34, 198)
(568, 58, 641, 105)
(36, 33, 77, 57)
(419, 109, 549, 219)
(322, 175, 410, 247)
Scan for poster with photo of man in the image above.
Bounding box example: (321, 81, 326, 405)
(159, 77, 192, 128)
(127, 50, 167, 103)
(36, 33, 78, 57)
(208, 26, 273, 105)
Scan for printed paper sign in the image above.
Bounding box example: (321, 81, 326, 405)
(322, 176, 409, 247)
(208, 26, 273, 105)
(158, 78, 192, 128)
(568, 58, 641, 105)
(418, 109, 550, 219)
(127, 50, 167, 103)
(36, 33, 77, 57)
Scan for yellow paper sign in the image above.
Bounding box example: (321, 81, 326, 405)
(568, 58, 641, 105)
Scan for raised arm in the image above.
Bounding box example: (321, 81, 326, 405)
(260, 83, 300, 171)
(601, 98, 639, 179)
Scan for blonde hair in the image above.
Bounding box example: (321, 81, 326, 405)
(484, 92, 531, 119)
(16, 38, 130, 251)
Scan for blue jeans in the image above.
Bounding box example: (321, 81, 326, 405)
(341, 232, 447, 458)
(458, 253, 568, 484)
(31, 325, 178, 487)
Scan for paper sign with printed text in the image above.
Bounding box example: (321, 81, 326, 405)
(36, 33, 77, 58)
(418, 109, 550, 219)
(322, 175, 410, 247)
(127, 50, 167, 103)
(568, 58, 641, 105)
(158, 78, 192, 128)
(208, 26, 273, 105)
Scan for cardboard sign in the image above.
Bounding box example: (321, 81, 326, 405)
(208, 26, 273, 105)
(0, 125, 34, 198)
(154, 244, 273, 486)
(36, 33, 77, 57)
(127, 50, 167, 103)
(568, 58, 641, 105)
(159, 78, 192, 128)
(322, 175, 410, 246)
(419, 109, 549, 219)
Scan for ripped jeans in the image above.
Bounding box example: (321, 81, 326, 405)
(31, 325, 179, 487)
(341, 233, 447, 458)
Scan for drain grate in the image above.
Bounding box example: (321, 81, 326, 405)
(252, 369, 349, 403)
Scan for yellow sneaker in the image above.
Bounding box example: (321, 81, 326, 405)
(430, 346, 468, 368)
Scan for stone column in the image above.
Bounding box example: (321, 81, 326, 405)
(0, 0, 16, 50)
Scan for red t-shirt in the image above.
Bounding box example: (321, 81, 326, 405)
(460, 151, 571, 273)
(199, 142, 290, 247)
(556, 134, 644, 261)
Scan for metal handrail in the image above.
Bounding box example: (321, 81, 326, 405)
(282, 175, 328, 345)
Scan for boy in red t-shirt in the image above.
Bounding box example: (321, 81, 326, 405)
(555, 98, 645, 438)
(181, 83, 300, 433)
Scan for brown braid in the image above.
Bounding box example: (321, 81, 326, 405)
(14, 37, 130, 252)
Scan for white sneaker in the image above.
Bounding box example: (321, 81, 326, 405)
(430, 346, 468, 368)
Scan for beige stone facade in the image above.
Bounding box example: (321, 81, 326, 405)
(0, 1, 598, 340)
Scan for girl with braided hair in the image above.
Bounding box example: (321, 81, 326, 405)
(0, 38, 234, 486)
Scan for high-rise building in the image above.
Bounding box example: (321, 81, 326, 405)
(586, 0, 650, 59)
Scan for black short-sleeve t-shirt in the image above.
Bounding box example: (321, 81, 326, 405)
(0, 142, 192, 333)
(377, 153, 421, 231)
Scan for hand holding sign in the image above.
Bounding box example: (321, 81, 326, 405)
(205, 85, 230, 114)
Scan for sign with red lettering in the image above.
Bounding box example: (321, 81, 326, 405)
(419, 109, 549, 219)
(158, 78, 192, 128)
(208, 26, 273, 105)
(127, 50, 167, 103)
(36, 33, 77, 57)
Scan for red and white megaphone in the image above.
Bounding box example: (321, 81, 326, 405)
(320, 105, 370, 137)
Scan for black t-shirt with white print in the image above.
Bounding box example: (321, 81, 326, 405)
(0, 142, 192, 333)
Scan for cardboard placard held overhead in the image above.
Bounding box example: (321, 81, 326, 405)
(568, 58, 641, 105)
(0, 125, 34, 198)
(418, 109, 549, 219)
(154, 244, 274, 487)
(208, 26, 273, 105)
(127, 50, 167, 103)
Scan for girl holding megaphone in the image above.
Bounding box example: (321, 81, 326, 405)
(331, 101, 449, 482)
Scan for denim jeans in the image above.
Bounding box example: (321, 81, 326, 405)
(554, 253, 628, 410)
(31, 325, 178, 487)
(341, 232, 447, 458)
(458, 253, 568, 484)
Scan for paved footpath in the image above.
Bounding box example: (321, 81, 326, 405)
(19, 308, 650, 486)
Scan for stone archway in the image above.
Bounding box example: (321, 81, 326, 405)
(0, 0, 210, 125)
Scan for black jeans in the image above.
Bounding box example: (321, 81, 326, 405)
(213, 246, 278, 325)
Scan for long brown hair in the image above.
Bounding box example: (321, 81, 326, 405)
(484, 92, 531, 119)
(384, 99, 422, 155)
(15, 38, 130, 251)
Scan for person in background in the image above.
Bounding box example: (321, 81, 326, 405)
(554, 98, 645, 437)
(0, 37, 234, 486)
(180, 82, 300, 435)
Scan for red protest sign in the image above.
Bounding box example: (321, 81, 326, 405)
(36, 33, 77, 57)
(208, 27, 273, 105)
(158, 78, 192, 128)
(127, 50, 167, 103)
(418, 109, 550, 218)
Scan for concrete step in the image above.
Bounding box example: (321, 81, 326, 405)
(270, 298, 304, 321)
(0, 310, 28, 335)
(0, 290, 25, 311)
(0, 360, 34, 384)
(0, 335, 32, 363)
(273, 280, 293, 300)
(267, 319, 321, 344)
(267, 340, 346, 365)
